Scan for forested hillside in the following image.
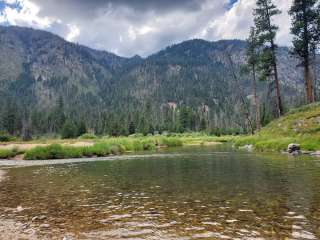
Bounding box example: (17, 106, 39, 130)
(0, 26, 318, 138)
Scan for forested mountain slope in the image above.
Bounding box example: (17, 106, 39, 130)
(0, 26, 317, 136)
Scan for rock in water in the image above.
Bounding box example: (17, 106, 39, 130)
(239, 144, 253, 152)
(311, 151, 320, 156)
(287, 143, 301, 154)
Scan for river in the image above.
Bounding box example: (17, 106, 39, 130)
(0, 145, 320, 239)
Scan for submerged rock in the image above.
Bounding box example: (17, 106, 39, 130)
(287, 143, 301, 154)
(39, 224, 50, 229)
(239, 145, 253, 152)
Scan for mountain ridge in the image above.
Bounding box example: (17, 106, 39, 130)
(0, 25, 316, 136)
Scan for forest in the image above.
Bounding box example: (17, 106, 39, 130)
(0, 0, 319, 141)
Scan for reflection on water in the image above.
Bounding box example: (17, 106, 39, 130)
(1, 146, 320, 239)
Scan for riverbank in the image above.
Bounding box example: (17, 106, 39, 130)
(0, 135, 227, 161)
(0, 153, 189, 167)
(233, 103, 320, 153)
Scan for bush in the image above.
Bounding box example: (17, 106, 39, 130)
(82, 143, 111, 157)
(24, 144, 83, 160)
(141, 139, 156, 150)
(0, 133, 15, 142)
(61, 120, 78, 139)
(159, 137, 183, 147)
(79, 133, 98, 140)
(0, 148, 21, 159)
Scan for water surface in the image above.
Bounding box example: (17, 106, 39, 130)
(1, 145, 320, 239)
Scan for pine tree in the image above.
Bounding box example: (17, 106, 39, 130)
(128, 121, 136, 135)
(61, 120, 77, 139)
(199, 118, 207, 131)
(246, 27, 261, 131)
(254, 0, 283, 117)
(289, 0, 318, 103)
(77, 121, 87, 136)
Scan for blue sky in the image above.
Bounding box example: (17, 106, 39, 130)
(227, 0, 238, 8)
(0, 0, 291, 57)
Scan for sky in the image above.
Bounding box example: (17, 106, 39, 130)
(0, 0, 292, 57)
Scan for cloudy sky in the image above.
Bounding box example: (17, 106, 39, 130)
(0, 0, 292, 57)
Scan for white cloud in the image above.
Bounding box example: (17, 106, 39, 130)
(0, 0, 293, 56)
(0, 0, 57, 28)
(66, 24, 80, 42)
(203, 0, 293, 46)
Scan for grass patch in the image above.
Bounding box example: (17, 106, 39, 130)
(158, 137, 183, 147)
(78, 133, 98, 140)
(24, 144, 83, 160)
(22, 135, 226, 160)
(0, 148, 23, 159)
(233, 103, 320, 152)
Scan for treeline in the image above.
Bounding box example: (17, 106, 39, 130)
(0, 95, 248, 140)
(245, 0, 320, 132)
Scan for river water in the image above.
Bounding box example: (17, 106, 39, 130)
(0, 145, 320, 239)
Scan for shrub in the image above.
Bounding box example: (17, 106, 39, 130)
(0, 148, 21, 159)
(110, 144, 126, 155)
(79, 133, 98, 140)
(141, 139, 156, 150)
(24, 144, 83, 160)
(159, 137, 183, 147)
(61, 120, 78, 139)
(84, 143, 111, 157)
(0, 133, 15, 142)
(132, 140, 144, 151)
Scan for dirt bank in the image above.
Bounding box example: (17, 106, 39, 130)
(0, 142, 94, 151)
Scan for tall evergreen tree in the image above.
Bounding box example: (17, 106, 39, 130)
(254, 0, 283, 117)
(128, 121, 136, 135)
(246, 27, 261, 131)
(289, 0, 318, 103)
(199, 118, 207, 131)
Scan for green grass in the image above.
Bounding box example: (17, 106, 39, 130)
(78, 133, 98, 140)
(233, 103, 320, 152)
(24, 144, 83, 160)
(23, 136, 188, 160)
(0, 148, 23, 159)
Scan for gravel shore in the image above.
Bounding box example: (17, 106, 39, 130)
(0, 153, 186, 167)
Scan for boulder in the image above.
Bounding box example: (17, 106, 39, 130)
(287, 143, 301, 154)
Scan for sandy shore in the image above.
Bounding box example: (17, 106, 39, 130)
(0, 153, 189, 167)
(0, 142, 94, 151)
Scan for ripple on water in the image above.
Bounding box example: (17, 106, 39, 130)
(192, 232, 231, 239)
(1, 147, 320, 239)
(292, 230, 317, 240)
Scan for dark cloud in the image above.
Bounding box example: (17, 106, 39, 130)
(33, 0, 205, 18)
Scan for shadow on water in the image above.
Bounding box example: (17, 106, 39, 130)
(1, 145, 320, 239)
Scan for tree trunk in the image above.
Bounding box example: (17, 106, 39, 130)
(252, 64, 261, 131)
(273, 63, 283, 117)
(270, 40, 283, 117)
(304, 57, 315, 103)
(312, 49, 317, 101)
